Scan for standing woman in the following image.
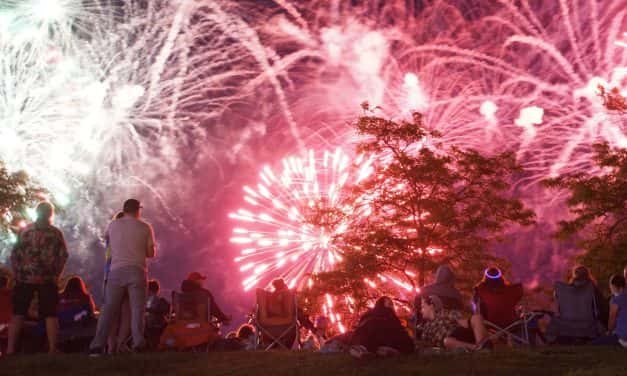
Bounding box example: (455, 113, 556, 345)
(104, 212, 131, 353)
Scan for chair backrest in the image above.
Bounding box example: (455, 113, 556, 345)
(172, 290, 210, 322)
(476, 283, 524, 327)
(256, 288, 297, 327)
(554, 281, 597, 321)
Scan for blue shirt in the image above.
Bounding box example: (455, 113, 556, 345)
(611, 292, 627, 340)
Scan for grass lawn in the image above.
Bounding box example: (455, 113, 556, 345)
(2, 347, 626, 376)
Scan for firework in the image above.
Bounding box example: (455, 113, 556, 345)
(0, 0, 298, 258)
(229, 148, 375, 290)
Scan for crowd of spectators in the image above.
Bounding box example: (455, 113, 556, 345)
(1, 199, 625, 358)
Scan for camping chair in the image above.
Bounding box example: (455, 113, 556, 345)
(160, 291, 219, 352)
(545, 281, 604, 344)
(253, 288, 300, 350)
(474, 283, 541, 345)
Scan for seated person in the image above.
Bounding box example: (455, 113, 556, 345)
(303, 316, 330, 351)
(349, 296, 414, 358)
(472, 267, 523, 328)
(56, 276, 96, 352)
(593, 275, 627, 347)
(546, 266, 606, 343)
(255, 278, 313, 349)
(57, 276, 96, 324)
(266, 278, 314, 330)
(418, 295, 491, 351)
(415, 265, 463, 312)
(179, 272, 231, 324)
(236, 324, 256, 350)
(145, 279, 170, 349)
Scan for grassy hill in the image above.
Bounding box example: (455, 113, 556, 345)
(2, 347, 626, 376)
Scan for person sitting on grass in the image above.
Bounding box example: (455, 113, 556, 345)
(303, 316, 330, 350)
(58, 276, 96, 320)
(417, 295, 491, 352)
(236, 324, 256, 350)
(349, 296, 414, 359)
(592, 275, 627, 347)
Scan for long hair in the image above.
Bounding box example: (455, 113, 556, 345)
(62, 276, 89, 298)
(569, 265, 596, 286)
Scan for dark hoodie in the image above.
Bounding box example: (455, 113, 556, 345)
(351, 301, 414, 354)
(414, 265, 464, 312)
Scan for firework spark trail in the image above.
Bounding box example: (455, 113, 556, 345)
(229, 148, 381, 331)
(400, 0, 627, 190)
(229, 148, 373, 290)
(0, 0, 310, 258)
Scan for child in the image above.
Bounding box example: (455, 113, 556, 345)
(593, 275, 627, 347)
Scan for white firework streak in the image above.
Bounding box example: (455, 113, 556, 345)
(229, 148, 374, 291)
(0, 0, 308, 258)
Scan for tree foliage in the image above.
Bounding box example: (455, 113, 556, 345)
(304, 105, 535, 322)
(0, 161, 43, 247)
(544, 142, 627, 289)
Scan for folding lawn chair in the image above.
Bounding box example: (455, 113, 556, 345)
(474, 283, 541, 345)
(253, 288, 300, 350)
(545, 281, 604, 344)
(160, 291, 219, 352)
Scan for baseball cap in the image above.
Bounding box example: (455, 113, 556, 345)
(187, 272, 206, 282)
(123, 199, 142, 212)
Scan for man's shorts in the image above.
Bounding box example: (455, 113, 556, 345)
(13, 282, 59, 318)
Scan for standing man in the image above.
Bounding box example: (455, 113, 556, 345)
(7, 201, 68, 354)
(89, 199, 156, 355)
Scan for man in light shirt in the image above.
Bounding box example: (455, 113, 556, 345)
(90, 199, 156, 355)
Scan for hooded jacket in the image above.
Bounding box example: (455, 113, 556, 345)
(414, 265, 464, 311)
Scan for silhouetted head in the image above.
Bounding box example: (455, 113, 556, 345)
(421, 295, 443, 321)
(35, 201, 54, 224)
(236, 324, 255, 339)
(63, 276, 89, 297)
(148, 279, 160, 295)
(374, 296, 395, 311)
(482, 267, 507, 288)
(610, 274, 626, 296)
(570, 265, 595, 287)
(123, 198, 142, 218)
(271, 278, 288, 292)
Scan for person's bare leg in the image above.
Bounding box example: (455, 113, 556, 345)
(45, 317, 59, 353)
(443, 337, 475, 350)
(469, 314, 489, 345)
(7, 315, 24, 354)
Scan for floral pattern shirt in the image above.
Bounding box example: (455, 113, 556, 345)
(11, 222, 68, 284)
(417, 309, 463, 347)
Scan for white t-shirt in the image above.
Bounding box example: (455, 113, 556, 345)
(107, 216, 155, 271)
